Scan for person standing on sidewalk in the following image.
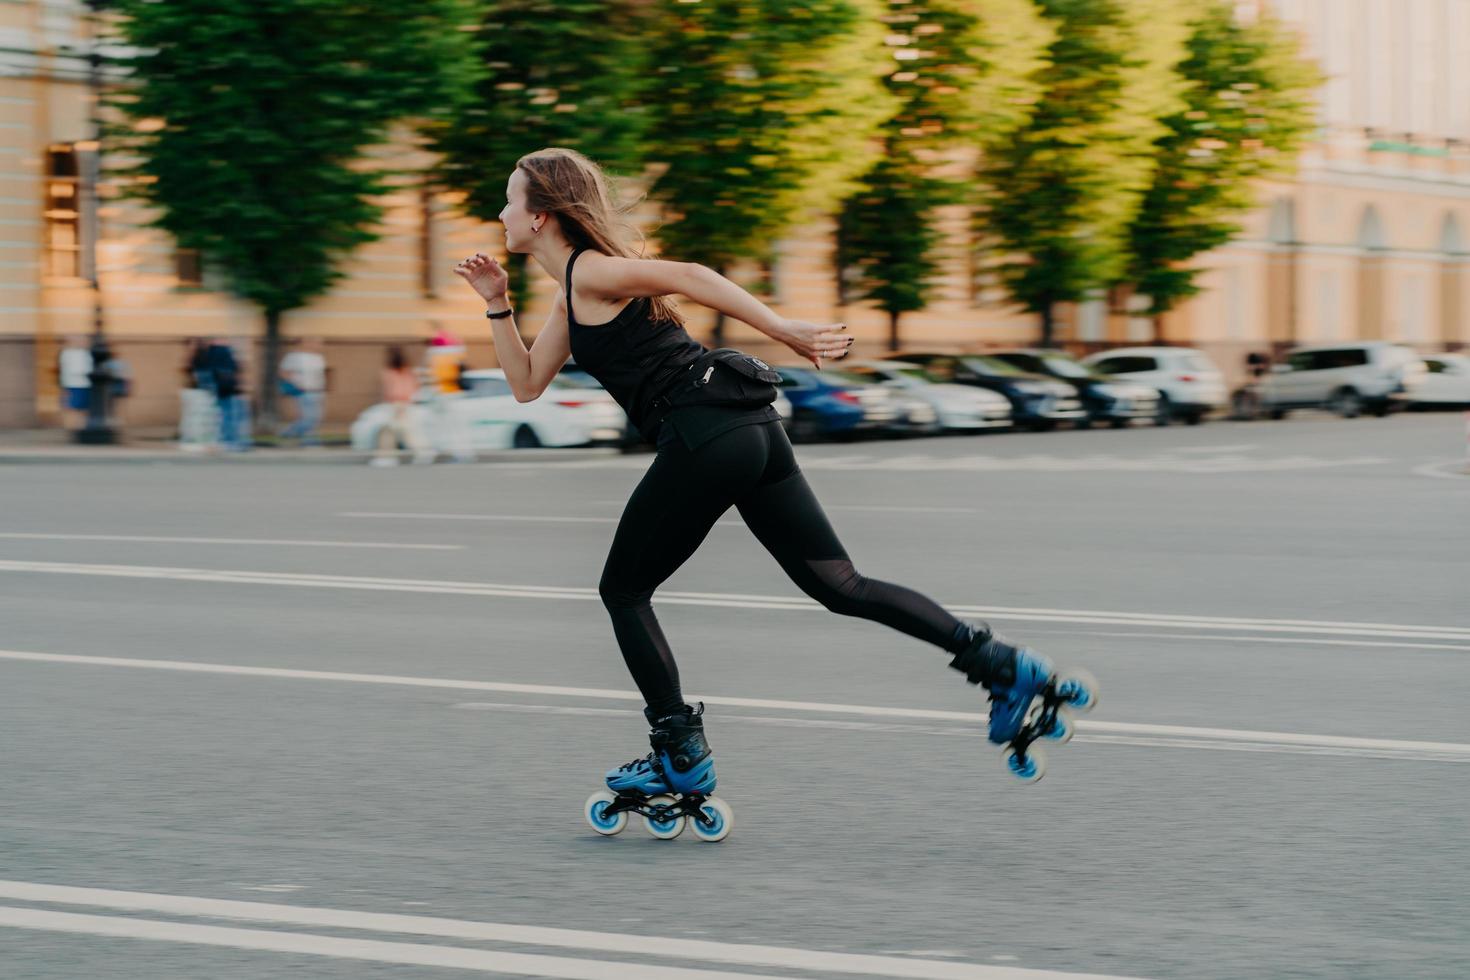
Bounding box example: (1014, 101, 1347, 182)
(201, 338, 248, 452)
(57, 336, 93, 431)
(371, 346, 432, 466)
(279, 337, 327, 446)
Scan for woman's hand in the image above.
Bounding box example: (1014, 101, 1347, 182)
(773, 318, 853, 370)
(453, 252, 509, 303)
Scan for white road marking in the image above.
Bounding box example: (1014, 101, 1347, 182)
(0, 883, 1145, 979)
(1411, 458, 1469, 480)
(1, 559, 1466, 645)
(480, 452, 1390, 474)
(338, 511, 747, 528)
(0, 532, 461, 551)
(1025, 627, 1470, 654)
(0, 907, 784, 980)
(4, 650, 1468, 764)
(446, 702, 1470, 764)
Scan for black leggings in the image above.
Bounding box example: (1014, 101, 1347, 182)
(598, 419, 970, 716)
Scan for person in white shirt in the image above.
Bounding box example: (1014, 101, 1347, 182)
(278, 337, 328, 446)
(57, 335, 93, 429)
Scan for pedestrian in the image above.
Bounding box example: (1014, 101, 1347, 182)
(57, 335, 92, 430)
(451, 147, 1076, 818)
(102, 351, 132, 428)
(427, 321, 465, 394)
(370, 346, 432, 466)
(279, 337, 327, 446)
(178, 337, 218, 451)
(201, 338, 248, 452)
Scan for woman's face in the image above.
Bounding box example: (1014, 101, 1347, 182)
(499, 169, 539, 253)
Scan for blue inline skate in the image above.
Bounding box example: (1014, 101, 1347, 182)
(950, 621, 1098, 783)
(584, 702, 733, 842)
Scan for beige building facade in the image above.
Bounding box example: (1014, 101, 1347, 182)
(3, 0, 1468, 430)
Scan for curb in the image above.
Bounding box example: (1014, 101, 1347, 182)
(0, 446, 631, 466)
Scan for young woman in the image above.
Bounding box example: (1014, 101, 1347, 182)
(452, 148, 1073, 824)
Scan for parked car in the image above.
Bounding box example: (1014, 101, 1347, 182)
(844, 360, 1012, 432)
(349, 369, 626, 454)
(1412, 353, 1470, 408)
(989, 349, 1160, 428)
(1080, 346, 1227, 425)
(1231, 342, 1428, 419)
(558, 361, 794, 448)
(819, 367, 941, 437)
(775, 365, 901, 442)
(886, 353, 1086, 431)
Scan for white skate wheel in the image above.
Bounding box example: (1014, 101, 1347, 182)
(642, 795, 686, 840)
(1042, 709, 1075, 744)
(1001, 744, 1047, 783)
(584, 790, 627, 836)
(689, 797, 733, 843)
(1056, 668, 1099, 713)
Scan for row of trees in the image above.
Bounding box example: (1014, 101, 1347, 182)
(106, 0, 1318, 419)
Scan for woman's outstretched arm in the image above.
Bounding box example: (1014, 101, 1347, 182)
(575, 253, 853, 369)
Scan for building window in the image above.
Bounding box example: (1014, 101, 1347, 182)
(44, 143, 81, 279)
(175, 248, 202, 286)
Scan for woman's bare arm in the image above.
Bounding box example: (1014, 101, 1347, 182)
(574, 252, 853, 368)
(484, 293, 571, 402)
(574, 253, 782, 336)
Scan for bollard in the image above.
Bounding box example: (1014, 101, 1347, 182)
(1465, 411, 1470, 474)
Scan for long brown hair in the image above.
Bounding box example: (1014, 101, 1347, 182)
(515, 147, 683, 325)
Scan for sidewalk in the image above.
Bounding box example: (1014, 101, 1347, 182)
(0, 427, 625, 465)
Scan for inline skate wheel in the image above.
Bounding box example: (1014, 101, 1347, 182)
(689, 797, 733, 843)
(1002, 745, 1047, 783)
(584, 790, 627, 836)
(1042, 710, 1074, 744)
(642, 795, 686, 840)
(1055, 669, 1099, 713)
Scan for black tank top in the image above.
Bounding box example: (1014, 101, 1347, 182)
(565, 247, 781, 449)
(565, 247, 705, 441)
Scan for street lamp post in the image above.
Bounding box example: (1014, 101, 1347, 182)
(74, 0, 114, 445)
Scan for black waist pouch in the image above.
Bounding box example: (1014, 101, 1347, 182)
(649, 348, 781, 421)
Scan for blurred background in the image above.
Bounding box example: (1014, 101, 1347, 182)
(3, 6, 1469, 978)
(1, 0, 1467, 451)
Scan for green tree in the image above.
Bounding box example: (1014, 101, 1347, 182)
(107, 0, 476, 424)
(977, 0, 1188, 346)
(427, 0, 653, 304)
(1124, 0, 1319, 325)
(837, 0, 1052, 350)
(645, 0, 897, 344)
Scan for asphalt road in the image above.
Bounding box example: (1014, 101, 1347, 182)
(2, 411, 1467, 980)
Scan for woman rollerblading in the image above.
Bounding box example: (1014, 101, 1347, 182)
(453, 148, 1096, 841)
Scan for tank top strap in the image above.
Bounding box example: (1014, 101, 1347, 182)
(564, 246, 590, 328)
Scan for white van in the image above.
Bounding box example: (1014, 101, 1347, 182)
(1236, 342, 1427, 419)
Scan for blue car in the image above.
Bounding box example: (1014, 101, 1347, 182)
(775, 365, 899, 442)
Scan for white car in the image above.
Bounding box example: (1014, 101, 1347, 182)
(1234, 342, 1428, 419)
(846, 360, 1012, 431)
(349, 369, 627, 454)
(1082, 346, 1227, 424)
(1414, 353, 1470, 408)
